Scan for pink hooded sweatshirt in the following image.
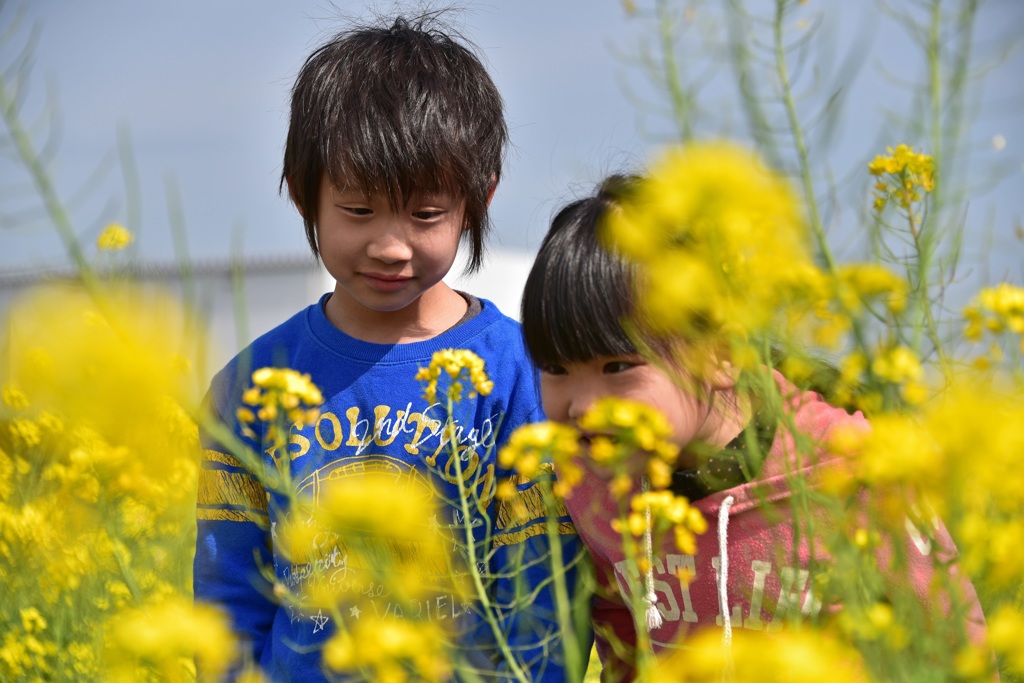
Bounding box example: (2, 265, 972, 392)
(562, 372, 988, 681)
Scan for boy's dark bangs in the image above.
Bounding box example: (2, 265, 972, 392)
(521, 233, 639, 367)
(316, 20, 498, 212)
(326, 138, 465, 211)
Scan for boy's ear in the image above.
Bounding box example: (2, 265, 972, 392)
(286, 175, 304, 218)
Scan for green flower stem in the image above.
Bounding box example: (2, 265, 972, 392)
(446, 397, 531, 683)
(927, 0, 943, 202)
(102, 513, 144, 605)
(656, 0, 693, 142)
(0, 72, 94, 286)
(541, 486, 584, 683)
(773, 0, 836, 273)
(904, 199, 943, 360)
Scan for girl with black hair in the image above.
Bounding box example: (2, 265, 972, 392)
(520, 176, 988, 681)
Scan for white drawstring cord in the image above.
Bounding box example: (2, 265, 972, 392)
(718, 495, 736, 678)
(641, 476, 663, 632)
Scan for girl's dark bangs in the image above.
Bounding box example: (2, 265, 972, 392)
(522, 239, 638, 367)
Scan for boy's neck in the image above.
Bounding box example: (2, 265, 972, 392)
(323, 282, 469, 344)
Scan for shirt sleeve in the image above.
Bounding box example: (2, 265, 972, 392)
(193, 383, 278, 668)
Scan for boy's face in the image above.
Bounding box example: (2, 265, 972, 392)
(539, 354, 719, 472)
(314, 176, 466, 330)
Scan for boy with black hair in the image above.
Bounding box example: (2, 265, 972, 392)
(194, 14, 588, 681)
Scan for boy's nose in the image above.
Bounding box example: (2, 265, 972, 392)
(366, 226, 413, 263)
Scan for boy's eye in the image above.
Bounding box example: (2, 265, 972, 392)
(411, 210, 444, 221)
(603, 360, 640, 374)
(341, 206, 373, 217)
(540, 363, 567, 376)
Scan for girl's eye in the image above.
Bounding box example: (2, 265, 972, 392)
(540, 363, 568, 376)
(603, 360, 640, 374)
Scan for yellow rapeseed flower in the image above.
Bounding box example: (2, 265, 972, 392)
(104, 597, 237, 680)
(2, 283, 205, 480)
(604, 141, 819, 351)
(868, 144, 935, 212)
(650, 628, 869, 682)
(498, 421, 580, 479)
(835, 263, 908, 315)
(871, 345, 927, 404)
(238, 367, 323, 438)
(19, 608, 47, 634)
(988, 605, 1024, 674)
(578, 397, 678, 485)
(281, 471, 456, 608)
(416, 348, 493, 405)
(624, 489, 708, 555)
(964, 283, 1024, 346)
(322, 617, 451, 681)
(96, 223, 135, 251)
(2, 384, 30, 409)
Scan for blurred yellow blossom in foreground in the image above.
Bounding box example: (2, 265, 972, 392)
(650, 628, 868, 682)
(1, 283, 211, 681)
(104, 597, 236, 682)
(603, 141, 819, 356)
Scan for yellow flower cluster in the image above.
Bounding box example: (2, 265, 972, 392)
(578, 397, 679, 490)
(103, 597, 237, 682)
(237, 367, 323, 433)
(834, 263, 908, 317)
(650, 628, 868, 682)
(956, 603, 1024, 677)
(870, 345, 927, 405)
(964, 283, 1024, 350)
(868, 144, 936, 212)
(4, 284, 202, 474)
(323, 617, 451, 682)
(615, 489, 707, 555)
(830, 378, 1024, 588)
(1, 283, 211, 682)
(497, 421, 581, 495)
(787, 263, 909, 365)
(603, 141, 818, 358)
(415, 348, 494, 405)
(277, 471, 458, 610)
(96, 223, 135, 251)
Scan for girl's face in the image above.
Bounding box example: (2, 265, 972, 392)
(539, 354, 725, 470)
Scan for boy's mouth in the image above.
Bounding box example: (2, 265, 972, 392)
(362, 272, 412, 292)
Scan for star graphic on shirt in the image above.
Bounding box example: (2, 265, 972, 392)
(310, 610, 329, 633)
(349, 605, 362, 619)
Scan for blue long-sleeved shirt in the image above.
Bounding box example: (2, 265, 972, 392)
(194, 295, 590, 681)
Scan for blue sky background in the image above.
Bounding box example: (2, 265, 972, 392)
(3, 1, 1022, 289)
